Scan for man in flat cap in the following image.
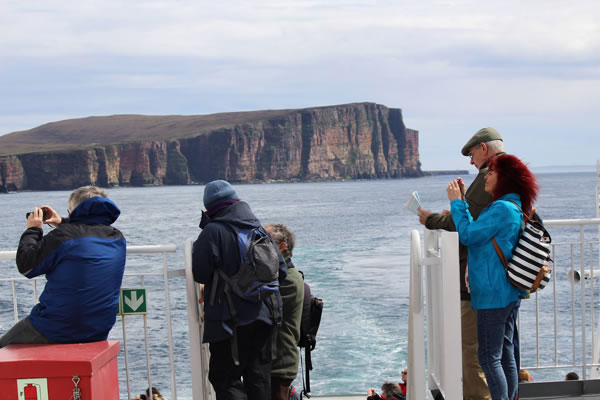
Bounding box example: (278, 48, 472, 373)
(192, 180, 287, 400)
(418, 127, 505, 400)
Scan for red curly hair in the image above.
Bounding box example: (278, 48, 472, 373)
(488, 154, 539, 213)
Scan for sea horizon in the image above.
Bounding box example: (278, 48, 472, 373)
(1, 171, 599, 397)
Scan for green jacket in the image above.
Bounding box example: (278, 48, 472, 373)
(272, 259, 304, 380)
(425, 166, 491, 300)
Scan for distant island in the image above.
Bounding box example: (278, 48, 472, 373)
(423, 170, 469, 176)
(531, 165, 597, 174)
(0, 102, 424, 192)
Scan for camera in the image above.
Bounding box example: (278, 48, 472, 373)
(26, 209, 48, 221)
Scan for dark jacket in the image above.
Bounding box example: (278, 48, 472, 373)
(272, 259, 304, 380)
(16, 196, 126, 343)
(192, 201, 287, 343)
(425, 165, 491, 300)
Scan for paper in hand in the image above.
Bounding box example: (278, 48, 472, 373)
(405, 191, 422, 215)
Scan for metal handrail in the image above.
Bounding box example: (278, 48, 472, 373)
(409, 229, 462, 399)
(0, 244, 180, 400)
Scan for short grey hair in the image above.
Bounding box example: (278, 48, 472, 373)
(69, 186, 108, 209)
(265, 223, 296, 259)
(485, 139, 504, 154)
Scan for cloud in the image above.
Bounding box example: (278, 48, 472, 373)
(0, 0, 599, 168)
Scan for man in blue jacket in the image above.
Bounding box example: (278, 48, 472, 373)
(0, 186, 126, 347)
(192, 180, 286, 400)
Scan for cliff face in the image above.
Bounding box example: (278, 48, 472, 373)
(0, 156, 26, 192)
(0, 103, 422, 191)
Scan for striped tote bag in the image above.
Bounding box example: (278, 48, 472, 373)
(492, 204, 552, 293)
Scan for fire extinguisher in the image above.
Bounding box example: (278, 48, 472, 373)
(24, 383, 39, 400)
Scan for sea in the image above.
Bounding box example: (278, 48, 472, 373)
(0, 171, 598, 398)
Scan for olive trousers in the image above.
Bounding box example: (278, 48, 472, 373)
(462, 300, 491, 400)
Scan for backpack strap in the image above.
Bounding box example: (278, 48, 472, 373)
(491, 237, 508, 270)
(209, 271, 219, 306)
(221, 282, 241, 366)
(210, 267, 243, 365)
(270, 291, 282, 361)
(301, 346, 312, 397)
(491, 199, 529, 270)
(506, 200, 534, 225)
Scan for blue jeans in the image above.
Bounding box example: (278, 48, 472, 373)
(477, 302, 518, 400)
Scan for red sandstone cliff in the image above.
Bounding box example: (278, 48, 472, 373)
(0, 103, 422, 191)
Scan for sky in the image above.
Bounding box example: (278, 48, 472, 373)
(0, 0, 599, 170)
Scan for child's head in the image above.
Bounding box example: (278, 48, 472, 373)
(381, 381, 403, 398)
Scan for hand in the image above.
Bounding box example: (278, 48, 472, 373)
(41, 205, 62, 226)
(368, 388, 376, 396)
(198, 284, 205, 304)
(26, 207, 44, 229)
(417, 207, 432, 225)
(198, 284, 205, 322)
(457, 177, 466, 199)
(447, 180, 462, 202)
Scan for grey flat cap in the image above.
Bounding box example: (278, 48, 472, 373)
(461, 127, 503, 156)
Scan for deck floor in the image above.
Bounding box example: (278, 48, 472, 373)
(312, 395, 597, 400)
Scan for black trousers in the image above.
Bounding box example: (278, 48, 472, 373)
(209, 321, 273, 400)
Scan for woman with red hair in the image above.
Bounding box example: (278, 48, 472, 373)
(446, 154, 538, 400)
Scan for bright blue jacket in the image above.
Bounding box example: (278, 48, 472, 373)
(16, 196, 126, 343)
(450, 193, 526, 309)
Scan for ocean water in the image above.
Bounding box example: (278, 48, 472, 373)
(0, 171, 598, 397)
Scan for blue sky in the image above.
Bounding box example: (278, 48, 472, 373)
(1, 0, 598, 170)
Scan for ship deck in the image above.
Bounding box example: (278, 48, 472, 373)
(313, 379, 600, 399)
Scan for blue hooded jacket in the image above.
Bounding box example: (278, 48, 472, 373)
(451, 193, 527, 309)
(16, 196, 126, 343)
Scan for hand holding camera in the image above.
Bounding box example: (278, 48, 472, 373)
(25, 206, 62, 229)
(25, 207, 46, 229)
(26, 209, 48, 221)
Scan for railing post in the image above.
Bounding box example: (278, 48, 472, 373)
(408, 230, 426, 400)
(437, 231, 463, 400)
(424, 229, 439, 393)
(415, 229, 463, 399)
(162, 252, 178, 400)
(184, 239, 213, 400)
(408, 229, 462, 400)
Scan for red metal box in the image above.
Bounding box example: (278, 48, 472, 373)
(0, 340, 120, 400)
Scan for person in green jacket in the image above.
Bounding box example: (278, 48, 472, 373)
(417, 127, 505, 400)
(266, 224, 305, 400)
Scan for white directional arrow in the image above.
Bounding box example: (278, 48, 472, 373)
(124, 291, 144, 311)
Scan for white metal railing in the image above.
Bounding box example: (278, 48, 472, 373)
(409, 229, 463, 400)
(0, 244, 180, 400)
(522, 218, 600, 381)
(409, 217, 600, 398)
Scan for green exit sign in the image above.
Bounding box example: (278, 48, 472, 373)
(119, 288, 147, 315)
